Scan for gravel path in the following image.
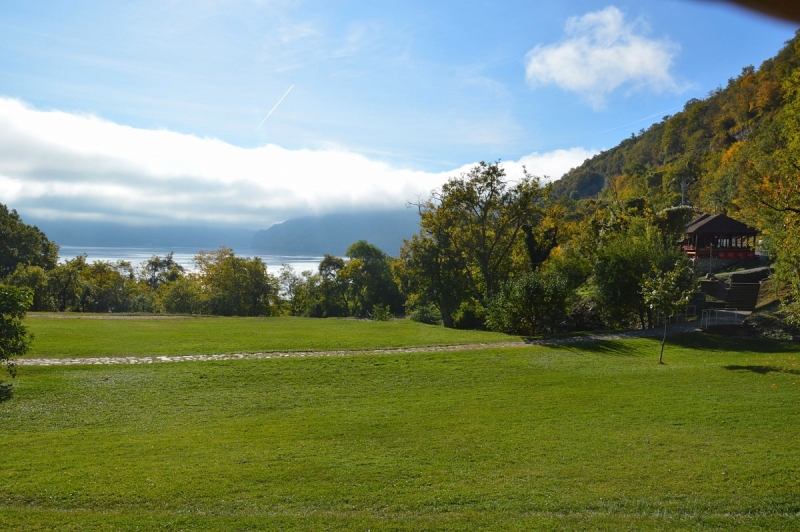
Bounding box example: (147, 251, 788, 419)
(14, 324, 702, 367)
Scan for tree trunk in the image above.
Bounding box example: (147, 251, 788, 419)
(441, 308, 454, 328)
(659, 319, 667, 364)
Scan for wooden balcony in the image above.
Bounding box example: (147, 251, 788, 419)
(684, 248, 756, 259)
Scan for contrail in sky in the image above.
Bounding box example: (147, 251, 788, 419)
(596, 105, 682, 135)
(255, 84, 294, 132)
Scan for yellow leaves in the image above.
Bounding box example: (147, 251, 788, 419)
(548, 245, 565, 260)
(755, 80, 782, 111)
(720, 142, 743, 167)
(738, 72, 756, 87)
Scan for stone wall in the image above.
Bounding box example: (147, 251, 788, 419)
(691, 257, 738, 275)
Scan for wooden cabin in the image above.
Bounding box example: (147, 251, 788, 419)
(682, 213, 758, 259)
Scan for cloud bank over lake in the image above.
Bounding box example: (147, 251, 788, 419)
(0, 98, 597, 228)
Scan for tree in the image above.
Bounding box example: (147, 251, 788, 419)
(736, 69, 800, 323)
(48, 255, 88, 312)
(486, 269, 569, 336)
(195, 248, 277, 316)
(642, 261, 695, 364)
(277, 264, 305, 316)
(158, 274, 205, 314)
(395, 232, 469, 328)
(399, 161, 546, 327)
(416, 161, 545, 303)
(141, 252, 185, 289)
(0, 284, 33, 377)
(593, 219, 686, 329)
(80, 260, 138, 313)
(306, 254, 348, 318)
(343, 240, 403, 317)
(0, 204, 59, 279)
(7, 264, 53, 311)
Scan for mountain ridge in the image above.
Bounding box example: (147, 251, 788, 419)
(252, 210, 420, 257)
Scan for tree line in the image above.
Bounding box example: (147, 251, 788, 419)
(0, 205, 402, 319)
(1, 171, 695, 338)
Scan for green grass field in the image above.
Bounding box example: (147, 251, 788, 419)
(23, 314, 516, 358)
(2, 320, 800, 530)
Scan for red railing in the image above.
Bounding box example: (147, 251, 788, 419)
(684, 248, 755, 259)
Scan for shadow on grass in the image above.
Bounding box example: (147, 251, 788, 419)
(542, 340, 641, 356)
(668, 332, 800, 354)
(522, 330, 613, 342)
(0, 383, 12, 403)
(723, 365, 800, 375)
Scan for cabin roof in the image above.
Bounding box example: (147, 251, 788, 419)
(685, 213, 757, 235)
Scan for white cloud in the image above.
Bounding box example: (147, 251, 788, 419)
(0, 98, 597, 228)
(525, 6, 680, 109)
(503, 148, 598, 183)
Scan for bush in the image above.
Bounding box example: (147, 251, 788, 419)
(486, 271, 569, 336)
(565, 295, 605, 332)
(372, 304, 393, 321)
(741, 310, 800, 339)
(0, 284, 33, 377)
(159, 277, 205, 314)
(453, 299, 486, 330)
(408, 303, 441, 325)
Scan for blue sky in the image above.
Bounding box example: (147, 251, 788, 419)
(0, 1, 796, 227)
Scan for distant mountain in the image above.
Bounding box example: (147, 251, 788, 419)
(26, 218, 257, 249)
(252, 210, 420, 256)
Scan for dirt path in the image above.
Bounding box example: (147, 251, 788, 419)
(14, 324, 701, 367)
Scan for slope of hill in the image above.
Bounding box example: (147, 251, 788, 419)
(251, 210, 420, 256)
(552, 30, 800, 214)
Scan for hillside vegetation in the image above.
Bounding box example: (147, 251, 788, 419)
(548, 31, 800, 325)
(553, 30, 800, 210)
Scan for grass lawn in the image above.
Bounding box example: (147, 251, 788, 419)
(2, 332, 800, 530)
(23, 314, 517, 358)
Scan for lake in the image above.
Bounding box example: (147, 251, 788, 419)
(59, 246, 323, 274)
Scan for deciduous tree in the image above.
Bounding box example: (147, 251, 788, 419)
(0, 284, 33, 377)
(0, 204, 59, 279)
(642, 261, 695, 364)
(417, 161, 545, 303)
(195, 248, 277, 316)
(343, 240, 403, 317)
(593, 219, 686, 329)
(400, 161, 546, 327)
(141, 252, 185, 289)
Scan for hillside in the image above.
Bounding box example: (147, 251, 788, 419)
(251, 210, 420, 256)
(552, 30, 800, 215)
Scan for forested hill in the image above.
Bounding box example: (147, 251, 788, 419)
(551, 30, 800, 214)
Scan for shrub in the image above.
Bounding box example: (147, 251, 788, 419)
(486, 271, 569, 336)
(408, 303, 441, 325)
(453, 299, 486, 330)
(372, 304, 393, 321)
(159, 276, 205, 314)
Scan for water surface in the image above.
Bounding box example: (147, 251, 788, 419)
(59, 246, 322, 273)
